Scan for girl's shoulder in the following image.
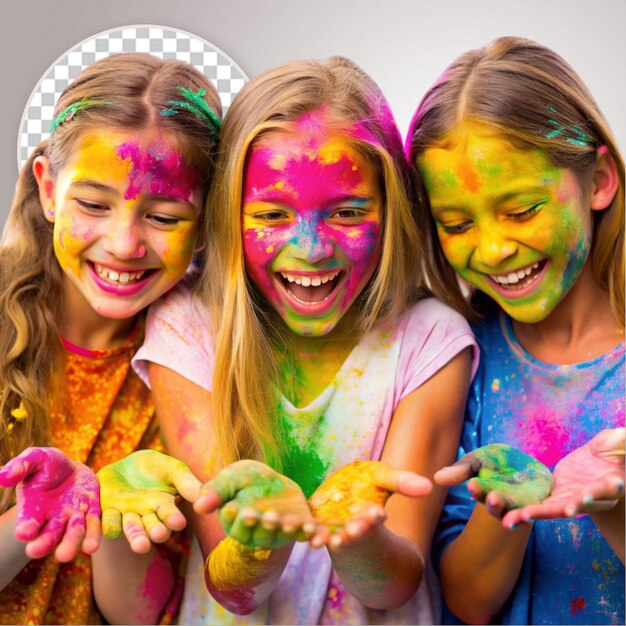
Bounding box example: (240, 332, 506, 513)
(401, 296, 475, 338)
(147, 270, 211, 330)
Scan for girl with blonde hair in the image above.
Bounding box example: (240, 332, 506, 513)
(0, 52, 220, 624)
(407, 36, 624, 624)
(131, 56, 477, 624)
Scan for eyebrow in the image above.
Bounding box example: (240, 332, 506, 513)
(430, 186, 551, 212)
(70, 180, 116, 194)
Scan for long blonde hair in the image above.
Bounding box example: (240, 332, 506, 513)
(202, 56, 430, 467)
(406, 36, 625, 325)
(0, 53, 221, 471)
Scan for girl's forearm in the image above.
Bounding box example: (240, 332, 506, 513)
(0, 506, 30, 591)
(92, 537, 175, 625)
(329, 524, 424, 610)
(206, 537, 293, 615)
(439, 505, 531, 624)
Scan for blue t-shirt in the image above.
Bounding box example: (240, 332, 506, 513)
(434, 312, 625, 625)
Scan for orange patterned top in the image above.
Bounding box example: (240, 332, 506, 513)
(0, 320, 174, 625)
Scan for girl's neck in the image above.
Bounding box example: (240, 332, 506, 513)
(280, 309, 363, 407)
(61, 280, 138, 350)
(512, 261, 624, 364)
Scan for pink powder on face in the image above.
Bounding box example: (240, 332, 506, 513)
(116, 140, 199, 203)
(242, 129, 382, 334)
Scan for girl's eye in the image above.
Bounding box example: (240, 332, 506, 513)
(76, 199, 107, 212)
(331, 207, 365, 220)
(440, 221, 472, 234)
(255, 210, 290, 221)
(508, 200, 548, 221)
(147, 214, 183, 227)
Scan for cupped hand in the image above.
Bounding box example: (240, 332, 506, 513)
(194, 459, 316, 548)
(97, 449, 202, 553)
(0, 447, 101, 562)
(308, 460, 431, 551)
(502, 428, 625, 528)
(435, 443, 554, 519)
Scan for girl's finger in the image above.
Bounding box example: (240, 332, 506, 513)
(25, 517, 66, 559)
(309, 524, 331, 549)
(260, 509, 280, 532)
(170, 458, 203, 503)
(101, 508, 123, 539)
(251, 522, 278, 547)
(193, 489, 222, 515)
(218, 501, 240, 533)
(227, 511, 254, 546)
(122, 512, 151, 554)
(344, 516, 371, 541)
(82, 513, 101, 554)
(54, 514, 86, 562)
(15, 514, 47, 542)
(142, 512, 170, 543)
(296, 521, 317, 542)
(156, 501, 187, 531)
(372, 464, 432, 497)
(466, 477, 489, 502)
(434, 453, 482, 486)
(485, 491, 507, 518)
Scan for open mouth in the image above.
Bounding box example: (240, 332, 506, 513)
(277, 270, 343, 304)
(91, 262, 155, 286)
(487, 260, 547, 291)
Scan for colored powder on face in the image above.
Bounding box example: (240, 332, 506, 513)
(116, 140, 199, 202)
(457, 160, 481, 193)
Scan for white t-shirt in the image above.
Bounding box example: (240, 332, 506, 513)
(133, 279, 478, 625)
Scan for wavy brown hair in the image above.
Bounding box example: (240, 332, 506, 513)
(0, 53, 221, 488)
(406, 36, 624, 325)
(200, 56, 432, 468)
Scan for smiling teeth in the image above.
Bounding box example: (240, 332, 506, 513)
(95, 263, 146, 284)
(280, 271, 340, 286)
(491, 262, 541, 286)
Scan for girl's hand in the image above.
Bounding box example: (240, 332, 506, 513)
(502, 428, 625, 528)
(194, 460, 316, 548)
(435, 443, 554, 519)
(308, 461, 432, 550)
(97, 450, 202, 553)
(0, 447, 101, 561)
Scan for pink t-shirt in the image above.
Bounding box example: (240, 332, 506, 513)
(133, 279, 478, 625)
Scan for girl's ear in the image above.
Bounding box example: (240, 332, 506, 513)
(589, 146, 619, 211)
(32, 156, 56, 222)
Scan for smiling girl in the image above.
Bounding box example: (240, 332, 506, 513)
(406, 37, 624, 624)
(0, 53, 220, 624)
(131, 56, 477, 624)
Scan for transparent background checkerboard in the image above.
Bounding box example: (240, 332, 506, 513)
(18, 25, 248, 171)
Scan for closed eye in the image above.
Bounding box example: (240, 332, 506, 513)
(440, 221, 473, 234)
(76, 199, 108, 212)
(508, 200, 548, 221)
(147, 214, 183, 227)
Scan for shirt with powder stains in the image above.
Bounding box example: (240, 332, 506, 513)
(133, 278, 478, 625)
(434, 312, 624, 625)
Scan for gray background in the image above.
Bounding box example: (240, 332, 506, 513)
(2, 0, 625, 230)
